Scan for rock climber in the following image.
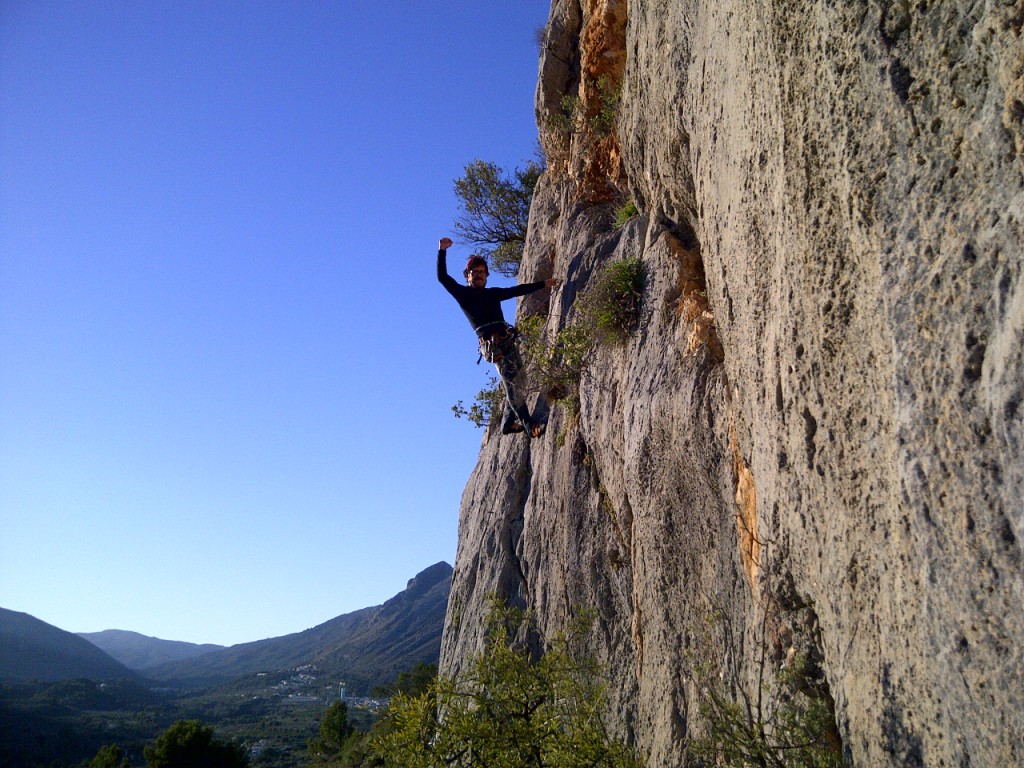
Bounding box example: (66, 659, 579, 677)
(437, 236, 558, 438)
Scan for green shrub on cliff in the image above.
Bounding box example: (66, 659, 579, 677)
(613, 199, 639, 229)
(589, 76, 621, 137)
(517, 314, 592, 402)
(582, 256, 645, 345)
(548, 76, 620, 138)
(451, 375, 504, 428)
(452, 258, 645, 428)
(521, 256, 646, 397)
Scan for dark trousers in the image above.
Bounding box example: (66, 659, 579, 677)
(492, 336, 532, 430)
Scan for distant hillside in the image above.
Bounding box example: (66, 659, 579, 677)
(0, 608, 136, 682)
(77, 629, 224, 670)
(146, 561, 452, 693)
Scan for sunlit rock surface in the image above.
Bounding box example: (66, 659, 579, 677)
(441, 1, 1023, 765)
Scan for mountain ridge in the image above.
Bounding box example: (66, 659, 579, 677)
(2, 561, 451, 694)
(142, 560, 452, 692)
(75, 629, 225, 671)
(0, 608, 136, 682)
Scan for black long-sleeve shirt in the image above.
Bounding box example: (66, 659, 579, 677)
(437, 249, 545, 337)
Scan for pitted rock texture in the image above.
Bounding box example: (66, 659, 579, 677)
(441, 2, 1023, 766)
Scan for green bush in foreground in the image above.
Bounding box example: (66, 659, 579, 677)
(371, 606, 641, 768)
(88, 744, 132, 768)
(309, 700, 357, 765)
(688, 595, 843, 768)
(144, 720, 248, 768)
(691, 663, 842, 768)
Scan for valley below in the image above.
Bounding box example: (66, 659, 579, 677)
(0, 562, 451, 767)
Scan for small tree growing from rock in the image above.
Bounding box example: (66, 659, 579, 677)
(453, 159, 543, 278)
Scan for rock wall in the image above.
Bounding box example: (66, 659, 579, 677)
(440, 1, 1024, 766)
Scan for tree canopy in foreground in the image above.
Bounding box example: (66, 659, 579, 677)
(371, 605, 641, 768)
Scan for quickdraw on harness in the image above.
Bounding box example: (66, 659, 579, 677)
(475, 321, 519, 364)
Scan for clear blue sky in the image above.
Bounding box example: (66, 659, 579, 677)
(1, 2, 548, 646)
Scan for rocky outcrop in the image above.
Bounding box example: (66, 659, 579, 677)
(441, 1, 1023, 766)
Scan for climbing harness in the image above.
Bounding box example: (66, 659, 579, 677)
(475, 321, 519, 364)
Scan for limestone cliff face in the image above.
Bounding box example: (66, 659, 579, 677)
(440, 1, 1024, 766)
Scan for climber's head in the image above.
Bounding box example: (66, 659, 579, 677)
(464, 255, 489, 287)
